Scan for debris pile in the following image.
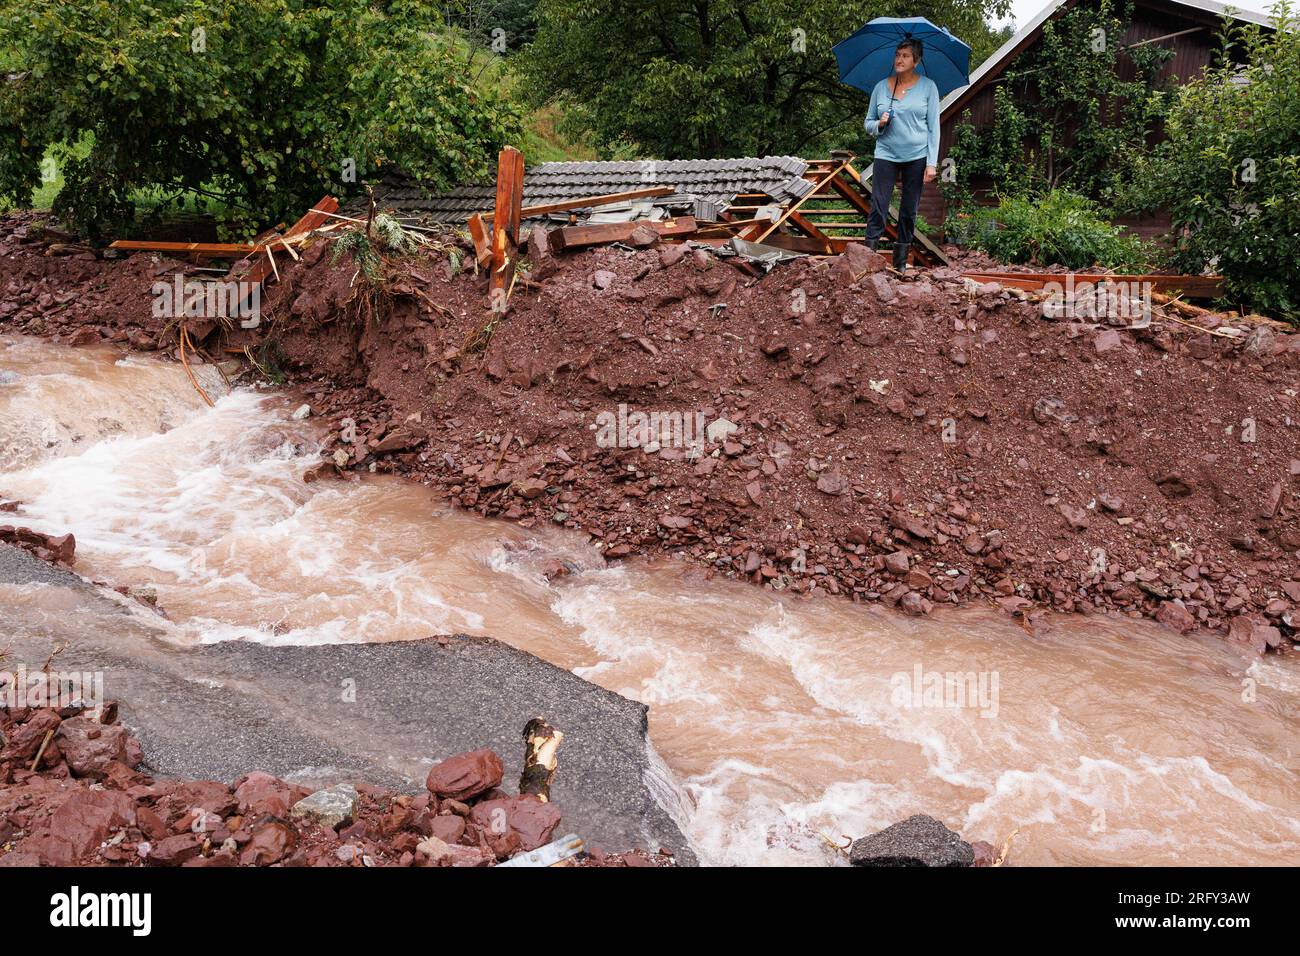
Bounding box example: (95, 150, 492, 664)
(1, 183, 1297, 651)
(0, 700, 670, 867)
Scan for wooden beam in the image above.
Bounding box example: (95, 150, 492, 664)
(756, 231, 834, 255)
(467, 212, 491, 268)
(752, 159, 852, 244)
(961, 271, 1224, 298)
(110, 240, 262, 256)
(284, 195, 340, 238)
(242, 196, 340, 288)
(239, 196, 340, 290)
(547, 217, 697, 253)
(785, 210, 834, 254)
(484, 186, 677, 221)
(489, 146, 526, 312)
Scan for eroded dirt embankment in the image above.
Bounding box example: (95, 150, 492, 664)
(2, 211, 1298, 651)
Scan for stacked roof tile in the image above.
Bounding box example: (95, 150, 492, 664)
(369, 156, 815, 224)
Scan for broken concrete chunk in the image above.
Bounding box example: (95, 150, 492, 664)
(291, 783, 359, 830)
(849, 815, 973, 867)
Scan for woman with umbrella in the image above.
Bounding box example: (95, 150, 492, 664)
(834, 19, 969, 273)
(863, 38, 939, 272)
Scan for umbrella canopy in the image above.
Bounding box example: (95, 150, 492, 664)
(832, 16, 971, 99)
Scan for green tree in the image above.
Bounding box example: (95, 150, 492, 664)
(516, 0, 1010, 159)
(1123, 3, 1300, 321)
(0, 0, 523, 238)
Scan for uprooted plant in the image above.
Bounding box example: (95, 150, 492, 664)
(329, 213, 426, 326)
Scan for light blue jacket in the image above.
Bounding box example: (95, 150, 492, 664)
(864, 75, 940, 167)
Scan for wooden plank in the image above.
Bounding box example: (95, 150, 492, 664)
(752, 159, 852, 244)
(109, 240, 262, 256)
(547, 217, 697, 253)
(484, 186, 677, 222)
(755, 232, 833, 255)
(467, 212, 491, 268)
(962, 271, 1223, 297)
(283, 195, 340, 237)
(489, 146, 526, 312)
(837, 164, 949, 266)
(240, 196, 342, 290)
(785, 210, 834, 254)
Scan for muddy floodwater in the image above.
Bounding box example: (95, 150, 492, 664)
(2, 334, 1297, 865)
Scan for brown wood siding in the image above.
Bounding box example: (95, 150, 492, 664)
(927, 0, 1260, 234)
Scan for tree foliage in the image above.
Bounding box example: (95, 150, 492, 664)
(1122, 4, 1300, 321)
(516, 0, 1010, 158)
(944, 0, 1174, 210)
(0, 0, 523, 238)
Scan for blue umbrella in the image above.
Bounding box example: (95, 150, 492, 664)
(832, 16, 971, 100)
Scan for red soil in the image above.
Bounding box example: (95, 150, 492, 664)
(2, 210, 1297, 653)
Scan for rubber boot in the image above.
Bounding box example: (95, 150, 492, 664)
(865, 237, 879, 251)
(892, 242, 910, 273)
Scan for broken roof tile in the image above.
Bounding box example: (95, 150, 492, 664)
(365, 156, 813, 223)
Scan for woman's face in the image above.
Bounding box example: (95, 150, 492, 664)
(894, 47, 916, 74)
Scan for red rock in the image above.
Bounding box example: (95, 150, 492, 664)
(423, 814, 467, 844)
(233, 772, 305, 818)
(884, 551, 910, 575)
(0, 708, 61, 762)
(970, 840, 997, 867)
(67, 327, 101, 347)
(1058, 503, 1090, 530)
(1227, 614, 1268, 654)
(816, 472, 848, 496)
(0, 526, 76, 566)
(148, 832, 205, 866)
(658, 244, 688, 268)
(899, 591, 932, 616)
(165, 779, 238, 817)
(513, 477, 548, 500)
(185, 849, 237, 867)
(1097, 492, 1125, 514)
(136, 805, 170, 841)
(55, 716, 133, 779)
(468, 795, 562, 855)
(1155, 600, 1196, 634)
(1093, 329, 1122, 353)
(415, 835, 494, 867)
(371, 424, 427, 455)
(628, 225, 660, 248)
(240, 819, 297, 866)
(425, 748, 503, 801)
(22, 789, 135, 865)
(832, 243, 888, 283)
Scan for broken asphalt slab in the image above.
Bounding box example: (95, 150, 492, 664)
(0, 544, 694, 862)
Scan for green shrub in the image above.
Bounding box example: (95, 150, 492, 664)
(1119, 3, 1300, 322)
(0, 0, 523, 239)
(949, 189, 1152, 271)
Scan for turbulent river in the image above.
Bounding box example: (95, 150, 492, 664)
(1, 334, 1297, 866)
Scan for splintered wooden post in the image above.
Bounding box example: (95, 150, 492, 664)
(519, 717, 563, 802)
(489, 146, 525, 314)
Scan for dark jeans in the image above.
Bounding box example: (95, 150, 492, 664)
(865, 157, 926, 247)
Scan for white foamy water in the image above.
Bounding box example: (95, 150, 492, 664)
(2, 334, 1298, 866)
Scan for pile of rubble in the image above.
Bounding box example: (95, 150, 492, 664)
(1, 195, 1297, 652)
(0, 702, 669, 867)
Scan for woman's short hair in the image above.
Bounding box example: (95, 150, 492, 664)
(896, 38, 924, 62)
